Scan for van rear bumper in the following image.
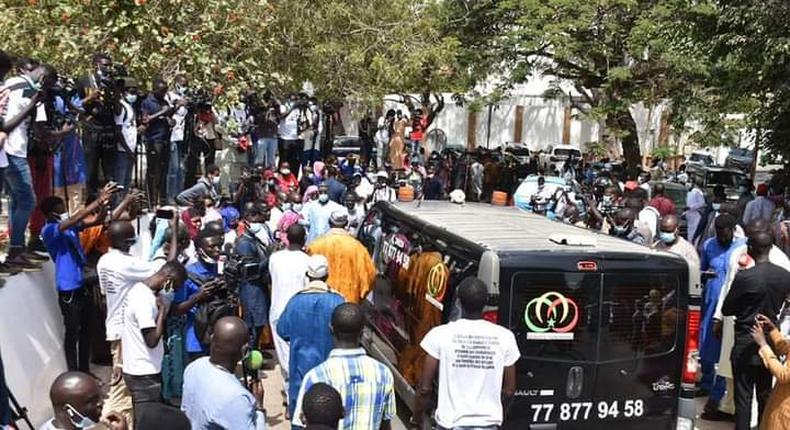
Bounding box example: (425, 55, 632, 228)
(677, 389, 696, 428)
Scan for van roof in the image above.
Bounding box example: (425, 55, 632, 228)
(386, 201, 659, 255)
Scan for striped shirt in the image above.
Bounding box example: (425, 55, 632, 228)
(292, 348, 396, 430)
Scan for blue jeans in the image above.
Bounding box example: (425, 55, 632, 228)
(166, 141, 183, 203)
(255, 137, 278, 169)
(113, 151, 133, 205)
(5, 155, 35, 249)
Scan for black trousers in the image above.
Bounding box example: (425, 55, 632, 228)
(145, 140, 170, 207)
(82, 127, 117, 199)
(124, 373, 163, 426)
(732, 337, 772, 430)
(281, 139, 303, 175)
(58, 287, 92, 372)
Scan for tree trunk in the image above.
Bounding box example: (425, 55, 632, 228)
(606, 110, 641, 168)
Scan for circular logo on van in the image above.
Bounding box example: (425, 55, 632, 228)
(524, 292, 579, 333)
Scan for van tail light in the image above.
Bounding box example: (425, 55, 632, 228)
(682, 309, 701, 384)
(483, 310, 499, 324)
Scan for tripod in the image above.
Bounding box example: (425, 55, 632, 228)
(8, 389, 33, 430)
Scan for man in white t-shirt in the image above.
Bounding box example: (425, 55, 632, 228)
(268, 224, 310, 387)
(114, 79, 141, 197)
(122, 261, 186, 426)
(414, 277, 519, 429)
(98, 219, 179, 425)
(278, 94, 305, 174)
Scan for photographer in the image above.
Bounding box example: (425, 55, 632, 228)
(142, 78, 173, 207)
(235, 201, 272, 349)
(2, 62, 58, 271)
(172, 229, 225, 361)
(278, 93, 307, 175)
(114, 78, 141, 199)
(184, 91, 217, 189)
(76, 53, 121, 199)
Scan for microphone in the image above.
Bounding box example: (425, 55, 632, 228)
(244, 350, 264, 372)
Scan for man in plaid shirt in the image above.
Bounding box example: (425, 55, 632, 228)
(292, 303, 396, 430)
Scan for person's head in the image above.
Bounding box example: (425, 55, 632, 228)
(306, 254, 329, 282)
(209, 316, 250, 368)
(658, 214, 680, 245)
(330, 303, 364, 347)
(385, 109, 396, 119)
(712, 185, 727, 204)
(27, 63, 57, 89)
(206, 164, 221, 185)
(714, 213, 736, 247)
(164, 224, 191, 259)
(563, 204, 580, 224)
(756, 183, 769, 197)
(747, 231, 773, 261)
(287, 224, 306, 249)
(745, 219, 771, 238)
(92, 53, 111, 76)
(122, 78, 140, 104)
(49, 371, 103, 429)
(344, 193, 358, 210)
(109, 221, 137, 252)
(301, 383, 344, 427)
(152, 78, 168, 100)
(329, 211, 349, 229)
(195, 228, 224, 264)
(135, 403, 190, 430)
(174, 74, 188, 91)
(40, 196, 67, 221)
(537, 176, 545, 189)
(612, 208, 636, 237)
(318, 184, 330, 204)
(326, 166, 339, 179)
(653, 183, 665, 197)
(457, 277, 488, 317)
(203, 195, 216, 210)
(624, 197, 644, 212)
(244, 201, 270, 234)
(347, 154, 358, 167)
(0, 50, 12, 79)
(375, 171, 388, 187)
(279, 161, 292, 177)
(150, 261, 187, 292)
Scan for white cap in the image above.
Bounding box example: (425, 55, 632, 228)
(307, 255, 329, 279)
(449, 189, 466, 204)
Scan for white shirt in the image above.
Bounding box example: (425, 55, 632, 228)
(268, 249, 310, 321)
(2, 76, 46, 161)
(420, 319, 520, 428)
(376, 116, 390, 143)
(98, 249, 163, 341)
(638, 206, 660, 242)
(166, 91, 188, 142)
(115, 99, 137, 152)
(743, 196, 776, 225)
(278, 106, 300, 140)
(121, 282, 164, 376)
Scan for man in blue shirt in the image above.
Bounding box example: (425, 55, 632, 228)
(277, 255, 345, 418)
(322, 167, 347, 204)
(236, 201, 272, 348)
(41, 184, 116, 371)
(182, 316, 266, 430)
(173, 229, 223, 361)
(141, 78, 173, 207)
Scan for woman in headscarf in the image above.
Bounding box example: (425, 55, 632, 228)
(277, 192, 306, 245)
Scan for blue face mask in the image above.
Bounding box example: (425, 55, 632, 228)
(613, 225, 629, 236)
(712, 203, 721, 211)
(248, 222, 264, 234)
(294, 203, 303, 212)
(659, 231, 677, 244)
(318, 194, 329, 204)
(65, 404, 98, 429)
(282, 202, 293, 212)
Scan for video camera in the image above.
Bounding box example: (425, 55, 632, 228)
(185, 88, 213, 111)
(220, 245, 263, 286)
(98, 63, 128, 91)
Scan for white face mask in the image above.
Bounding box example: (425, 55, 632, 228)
(124, 93, 138, 104)
(59, 212, 69, 222)
(281, 168, 291, 176)
(212, 175, 221, 185)
(248, 222, 264, 234)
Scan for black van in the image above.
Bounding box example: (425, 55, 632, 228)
(357, 201, 701, 430)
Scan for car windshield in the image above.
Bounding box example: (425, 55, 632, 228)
(690, 153, 713, 164)
(707, 171, 744, 188)
(730, 149, 751, 157)
(556, 148, 581, 158)
(507, 147, 530, 156)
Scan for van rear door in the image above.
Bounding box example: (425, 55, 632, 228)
(503, 270, 683, 429)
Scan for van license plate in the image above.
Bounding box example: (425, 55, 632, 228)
(530, 400, 645, 422)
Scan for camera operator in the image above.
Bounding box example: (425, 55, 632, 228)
(142, 78, 173, 207)
(173, 229, 225, 361)
(235, 201, 272, 348)
(184, 90, 217, 189)
(2, 62, 59, 270)
(303, 96, 322, 167)
(165, 74, 190, 203)
(76, 53, 122, 199)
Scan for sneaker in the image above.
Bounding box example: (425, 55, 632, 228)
(5, 255, 42, 272)
(0, 262, 21, 277)
(23, 251, 49, 262)
(27, 238, 47, 254)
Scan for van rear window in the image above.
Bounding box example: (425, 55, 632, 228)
(509, 272, 680, 363)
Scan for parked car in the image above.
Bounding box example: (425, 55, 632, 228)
(688, 166, 747, 201)
(685, 150, 715, 176)
(331, 135, 376, 162)
(725, 147, 754, 172)
(503, 143, 532, 165)
(539, 144, 582, 174)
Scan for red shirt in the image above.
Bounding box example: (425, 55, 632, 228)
(649, 195, 676, 217)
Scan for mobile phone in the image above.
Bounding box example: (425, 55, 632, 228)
(155, 209, 174, 220)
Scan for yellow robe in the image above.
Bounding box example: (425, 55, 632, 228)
(307, 229, 375, 303)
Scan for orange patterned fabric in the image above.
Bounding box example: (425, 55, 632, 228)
(307, 230, 375, 303)
(394, 251, 448, 385)
(80, 225, 111, 255)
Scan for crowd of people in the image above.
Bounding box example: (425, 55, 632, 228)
(2, 47, 790, 430)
